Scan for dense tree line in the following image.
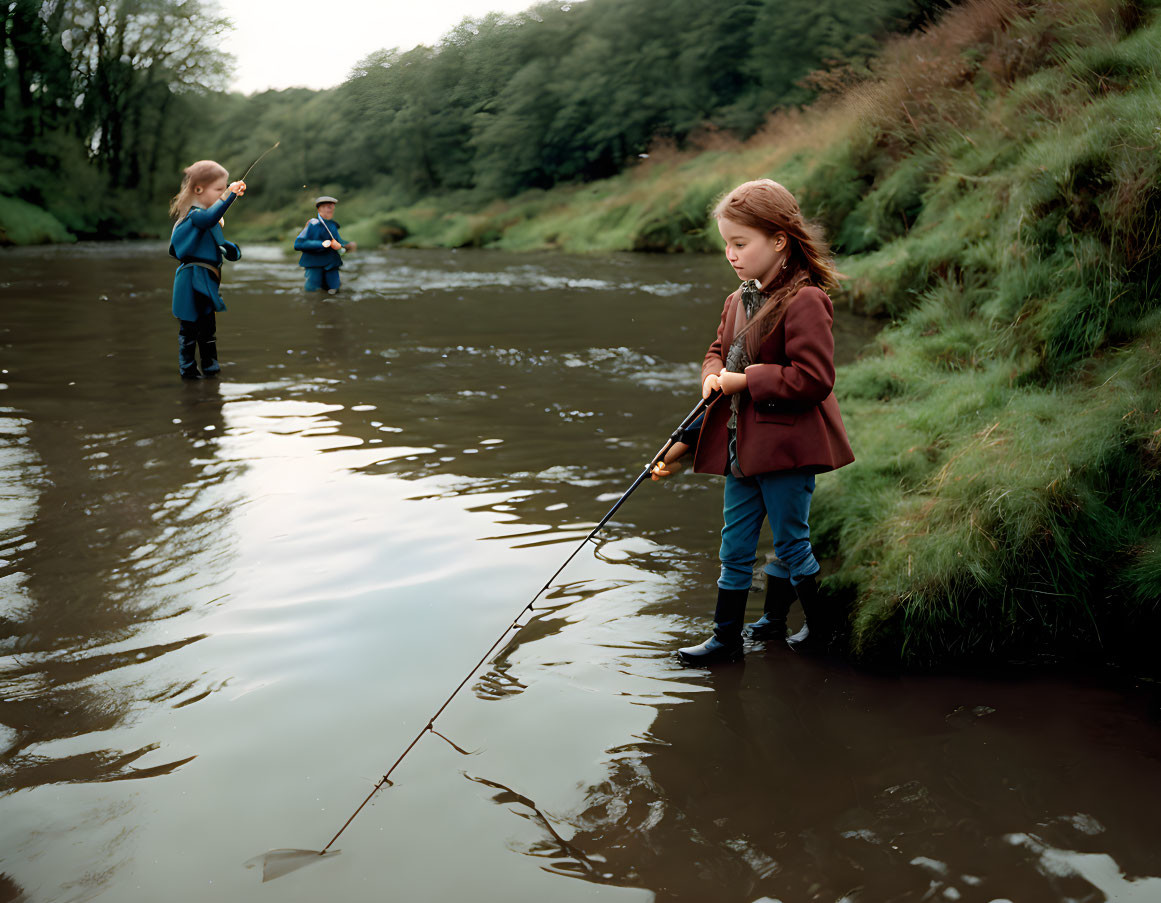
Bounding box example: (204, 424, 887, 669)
(192, 0, 954, 214)
(1, 0, 229, 238)
(3, 0, 953, 238)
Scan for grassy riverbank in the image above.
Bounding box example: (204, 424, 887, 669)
(815, 0, 1161, 671)
(286, 0, 1158, 670)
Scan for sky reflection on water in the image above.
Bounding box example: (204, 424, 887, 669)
(0, 243, 1157, 902)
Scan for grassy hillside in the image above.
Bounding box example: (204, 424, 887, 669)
(273, 0, 1161, 670)
(811, 0, 1161, 670)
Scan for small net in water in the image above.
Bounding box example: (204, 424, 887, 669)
(244, 848, 341, 882)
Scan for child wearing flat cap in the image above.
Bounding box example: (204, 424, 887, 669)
(294, 196, 356, 293)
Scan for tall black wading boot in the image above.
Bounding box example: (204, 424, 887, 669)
(747, 575, 795, 641)
(196, 312, 220, 377)
(677, 587, 749, 666)
(786, 573, 833, 654)
(178, 321, 200, 379)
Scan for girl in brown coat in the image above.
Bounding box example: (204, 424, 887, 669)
(653, 179, 854, 665)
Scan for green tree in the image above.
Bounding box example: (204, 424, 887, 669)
(61, 0, 232, 192)
(1, 0, 233, 239)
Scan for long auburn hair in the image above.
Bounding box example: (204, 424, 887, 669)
(713, 179, 840, 356)
(169, 160, 228, 219)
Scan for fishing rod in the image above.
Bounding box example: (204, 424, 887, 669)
(238, 140, 281, 184)
(253, 392, 716, 881)
(211, 141, 277, 229)
(315, 208, 345, 255)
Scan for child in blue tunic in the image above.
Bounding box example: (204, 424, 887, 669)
(294, 196, 356, 293)
(168, 160, 246, 379)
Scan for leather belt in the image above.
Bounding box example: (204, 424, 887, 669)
(178, 261, 221, 281)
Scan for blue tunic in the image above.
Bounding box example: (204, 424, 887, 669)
(294, 217, 347, 271)
(169, 192, 241, 321)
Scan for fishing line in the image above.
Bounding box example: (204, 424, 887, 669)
(254, 392, 715, 879)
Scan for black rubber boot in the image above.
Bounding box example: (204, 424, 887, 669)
(179, 329, 200, 379)
(677, 587, 748, 666)
(198, 313, 220, 377)
(748, 575, 795, 641)
(786, 573, 833, 654)
(199, 340, 220, 377)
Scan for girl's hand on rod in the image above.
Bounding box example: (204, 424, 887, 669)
(702, 373, 721, 398)
(229, 180, 247, 196)
(651, 441, 689, 481)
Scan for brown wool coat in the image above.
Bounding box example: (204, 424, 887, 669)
(692, 285, 855, 476)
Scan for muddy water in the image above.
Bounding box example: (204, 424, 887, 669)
(0, 243, 1158, 903)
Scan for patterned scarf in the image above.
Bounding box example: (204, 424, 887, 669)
(725, 279, 767, 430)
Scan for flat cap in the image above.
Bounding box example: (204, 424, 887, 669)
(314, 196, 339, 206)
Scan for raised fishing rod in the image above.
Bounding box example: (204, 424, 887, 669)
(210, 142, 277, 230)
(251, 392, 717, 882)
(238, 140, 280, 183)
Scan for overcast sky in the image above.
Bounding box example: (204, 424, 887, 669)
(217, 0, 549, 95)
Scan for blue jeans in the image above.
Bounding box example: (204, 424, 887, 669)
(304, 267, 340, 291)
(718, 470, 819, 590)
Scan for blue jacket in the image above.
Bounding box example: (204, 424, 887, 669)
(169, 192, 241, 321)
(294, 217, 346, 270)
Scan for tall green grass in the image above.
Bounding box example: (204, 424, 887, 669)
(799, 0, 1161, 668)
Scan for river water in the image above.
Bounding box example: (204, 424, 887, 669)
(0, 243, 1158, 903)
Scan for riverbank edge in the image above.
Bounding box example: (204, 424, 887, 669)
(6, 0, 1159, 675)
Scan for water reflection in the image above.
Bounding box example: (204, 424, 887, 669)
(0, 334, 235, 794)
(1, 242, 1156, 903)
(492, 659, 1161, 902)
(0, 872, 28, 902)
